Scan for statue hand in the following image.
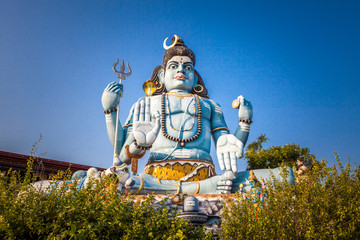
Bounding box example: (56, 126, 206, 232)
(216, 171, 235, 194)
(101, 82, 123, 110)
(216, 134, 244, 172)
(133, 97, 160, 147)
(237, 95, 253, 120)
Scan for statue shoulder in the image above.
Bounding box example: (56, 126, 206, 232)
(202, 98, 223, 112)
(201, 98, 216, 107)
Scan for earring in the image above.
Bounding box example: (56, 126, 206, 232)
(193, 84, 203, 93)
(156, 82, 164, 90)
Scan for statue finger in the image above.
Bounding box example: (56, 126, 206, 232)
(113, 85, 123, 93)
(238, 95, 244, 105)
(218, 180, 233, 186)
(235, 140, 243, 159)
(151, 111, 161, 135)
(217, 186, 232, 190)
(108, 82, 121, 91)
(217, 190, 231, 194)
(230, 152, 237, 172)
(106, 81, 117, 89)
(235, 139, 244, 151)
(145, 97, 150, 122)
(224, 152, 231, 171)
(133, 101, 140, 122)
(139, 99, 145, 121)
(217, 153, 225, 171)
(108, 84, 117, 91)
(221, 171, 235, 180)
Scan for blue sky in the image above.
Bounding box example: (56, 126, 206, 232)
(0, 0, 359, 172)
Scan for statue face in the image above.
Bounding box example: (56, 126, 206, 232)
(162, 56, 196, 92)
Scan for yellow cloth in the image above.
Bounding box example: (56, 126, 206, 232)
(145, 160, 215, 182)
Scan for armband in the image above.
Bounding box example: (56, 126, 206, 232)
(238, 119, 253, 124)
(104, 108, 117, 114)
(211, 127, 230, 133)
(239, 122, 251, 132)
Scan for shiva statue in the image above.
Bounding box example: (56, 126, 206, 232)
(99, 35, 294, 194)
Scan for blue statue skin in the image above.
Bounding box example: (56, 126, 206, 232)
(117, 167, 294, 195)
(102, 56, 251, 171)
(100, 38, 263, 194)
(120, 94, 227, 163)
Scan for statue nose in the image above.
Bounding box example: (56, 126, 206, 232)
(177, 65, 184, 73)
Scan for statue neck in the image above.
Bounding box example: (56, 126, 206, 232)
(168, 90, 191, 93)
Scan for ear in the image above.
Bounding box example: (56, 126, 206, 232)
(158, 68, 165, 83)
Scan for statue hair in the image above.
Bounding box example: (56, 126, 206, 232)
(147, 37, 209, 99)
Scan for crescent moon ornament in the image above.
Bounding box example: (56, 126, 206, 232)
(163, 35, 179, 50)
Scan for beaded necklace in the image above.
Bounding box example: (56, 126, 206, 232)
(161, 93, 202, 147)
(166, 95, 196, 131)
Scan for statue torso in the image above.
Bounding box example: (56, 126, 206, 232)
(148, 94, 213, 162)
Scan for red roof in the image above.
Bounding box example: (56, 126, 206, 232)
(0, 150, 106, 174)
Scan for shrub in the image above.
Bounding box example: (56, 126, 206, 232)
(0, 168, 210, 239)
(220, 154, 360, 239)
(245, 134, 316, 170)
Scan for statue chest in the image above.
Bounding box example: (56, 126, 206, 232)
(150, 95, 211, 120)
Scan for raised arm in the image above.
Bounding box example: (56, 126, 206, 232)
(101, 82, 126, 158)
(209, 100, 242, 173)
(233, 95, 253, 145)
(210, 96, 253, 173)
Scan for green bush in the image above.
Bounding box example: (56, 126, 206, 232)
(0, 167, 210, 239)
(220, 154, 360, 239)
(245, 134, 316, 170)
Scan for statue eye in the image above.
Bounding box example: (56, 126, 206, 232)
(185, 66, 193, 71)
(169, 64, 177, 69)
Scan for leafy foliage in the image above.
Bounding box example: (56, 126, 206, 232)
(245, 134, 316, 170)
(0, 168, 210, 239)
(221, 154, 360, 239)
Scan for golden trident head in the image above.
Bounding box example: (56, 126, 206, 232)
(163, 35, 179, 50)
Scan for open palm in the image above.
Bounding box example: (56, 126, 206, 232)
(133, 97, 160, 147)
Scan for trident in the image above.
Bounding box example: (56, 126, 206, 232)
(112, 59, 132, 161)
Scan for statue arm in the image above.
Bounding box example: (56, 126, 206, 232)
(209, 100, 230, 143)
(234, 95, 253, 146)
(102, 82, 127, 157)
(234, 124, 250, 146)
(209, 100, 248, 172)
(104, 105, 133, 156)
(102, 83, 146, 166)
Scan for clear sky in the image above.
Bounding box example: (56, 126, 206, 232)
(0, 0, 359, 172)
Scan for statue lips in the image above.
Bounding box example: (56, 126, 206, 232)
(175, 74, 186, 80)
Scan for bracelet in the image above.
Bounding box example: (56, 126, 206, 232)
(239, 119, 253, 124)
(104, 108, 117, 114)
(134, 139, 152, 150)
(125, 145, 146, 159)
